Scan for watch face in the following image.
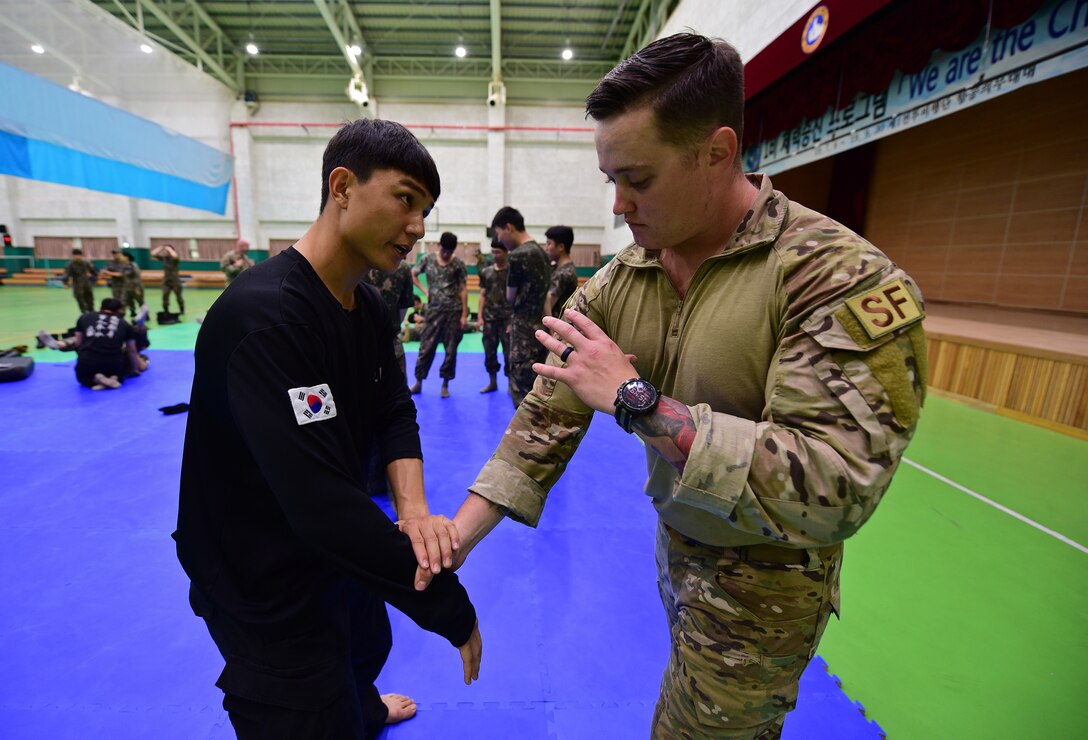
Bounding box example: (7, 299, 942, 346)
(622, 379, 658, 412)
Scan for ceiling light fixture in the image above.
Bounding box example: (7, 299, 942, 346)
(455, 45, 467, 58)
(347, 44, 362, 58)
(245, 42, 259, 56)
(347, 73, 370, 107)
(31, 44, 45, 54)
(561, 47, 573, 61)
(139, 43, 153, 54)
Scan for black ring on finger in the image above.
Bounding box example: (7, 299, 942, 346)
(560, 346, 575, 363)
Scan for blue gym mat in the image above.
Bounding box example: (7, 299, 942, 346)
(0, 348, 883, 738)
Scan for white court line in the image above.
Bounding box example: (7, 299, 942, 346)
(902, 457, 1088, 555)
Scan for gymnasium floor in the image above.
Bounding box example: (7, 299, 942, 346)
(1, 285, 1086, 739)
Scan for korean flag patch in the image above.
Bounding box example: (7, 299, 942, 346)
(288, 383, 338, 426)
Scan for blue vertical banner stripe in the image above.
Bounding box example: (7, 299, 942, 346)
(0, 62, 232, 214)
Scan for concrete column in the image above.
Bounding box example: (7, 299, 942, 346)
(0, 176, 20, 245)
(115, 197, 142, 248)
(230, 101, 260, 248)
(487, 99, 507, 214)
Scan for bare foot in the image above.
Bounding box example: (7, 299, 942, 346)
(382, 693, 417, 724)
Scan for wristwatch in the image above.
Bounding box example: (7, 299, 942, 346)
(614, 377, 660, 433)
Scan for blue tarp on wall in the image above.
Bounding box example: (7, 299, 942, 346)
(0, 62, 232, 214)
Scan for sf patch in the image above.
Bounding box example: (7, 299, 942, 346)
(288, 383, 338, 426)
(845, 279, 923, 340)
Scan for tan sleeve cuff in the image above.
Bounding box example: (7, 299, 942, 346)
(468, 457, 547, 528)
(672, 404, 757, 518)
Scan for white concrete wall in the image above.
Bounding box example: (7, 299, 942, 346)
(0, 1, 807, 260)
(1, 97, 606, 258)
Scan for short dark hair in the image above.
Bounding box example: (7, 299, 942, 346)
(320, 119, 441, 213)
(585, 33, 744, 150)
(490, 206, 525, 232)
(490, 236, 507, 251)
(100, 298, 123, 313)
(439, 232, 458, 251)
(544, 225, 574, 252)
(72, 248, 83, 255)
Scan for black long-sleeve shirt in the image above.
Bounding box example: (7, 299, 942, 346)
(174, 247, 475, 647)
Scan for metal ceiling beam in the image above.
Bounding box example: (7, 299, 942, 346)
(620, 0, 672, 59)
(243, 55, 613, 82)
(131, 0, 240, 91)
(312, 0, 368, 81)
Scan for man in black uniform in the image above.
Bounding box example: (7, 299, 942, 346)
(38, 297, 146, 389)
(175, 119, 482, 739)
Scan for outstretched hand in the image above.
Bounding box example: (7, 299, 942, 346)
(458, 619, 482, 685)
(533, 310, 639, 413)
(397, 515, 460, 590)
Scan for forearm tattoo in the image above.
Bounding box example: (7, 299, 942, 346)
(631, 396, 697, 473)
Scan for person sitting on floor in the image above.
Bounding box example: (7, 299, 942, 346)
(38, 298, 148, 390)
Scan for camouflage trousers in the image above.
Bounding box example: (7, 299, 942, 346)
(122, 286, 145, 318)
(72, 281, 95, 313)
(161, 278, 185, 313)
(481, 315, 511, 376)
(414, 308, 462, 381)
(651, 522, 841, 739)
(507, 314, 546, 406)
(110, 280, 123, 301)
(392, 335, 406, 379)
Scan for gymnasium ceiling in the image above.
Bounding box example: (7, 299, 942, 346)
(72, 0, 680, 104)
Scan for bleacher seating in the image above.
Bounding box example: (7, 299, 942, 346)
(3, 267, 227, 287)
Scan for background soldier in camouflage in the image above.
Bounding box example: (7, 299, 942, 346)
(220, 238, 254, 284)
(476, 237, 512, 393)
(152, 243, 185, 314)
(119, 252, 146, 321)
(544, 225, 578, 319)
(364, 260, 415, 378)
(102, 248, 126, 300)
(410, 231, 467, 398)
(491, 206, 550, 407)
(450, 35, 927, 739)
(61, 248, 97, 314)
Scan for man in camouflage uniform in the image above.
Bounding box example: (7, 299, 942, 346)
(152, 243, 185, 314)
(409, 231, 467, 398)
(450, 35, 926, 739)
(220, 238, 254, 284)
(119, 252, 146, 321)
(103, 248, 126, 300)
(543, 225, 578, 319)
(491, 206, 550, 407)
(363, 260, 415, 378)
(476, 238, 512, 393)
(61, 248, 97, 314)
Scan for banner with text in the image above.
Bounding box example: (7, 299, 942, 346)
(745, 0, 1088, 175)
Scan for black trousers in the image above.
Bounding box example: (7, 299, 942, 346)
(192, 579, 392, 739)
(75, 356, 126, 387)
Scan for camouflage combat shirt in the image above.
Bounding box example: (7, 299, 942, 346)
(478, 264, 512, 324)
(469, 174, 927, 548)
(364, 262, 415, 333)
(63, 258, 96, 286)
(506, 241, 550, 319)
(158, 252, 181, 282)
(413, 252, 466, 313)
(548, 261, 579, 317)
